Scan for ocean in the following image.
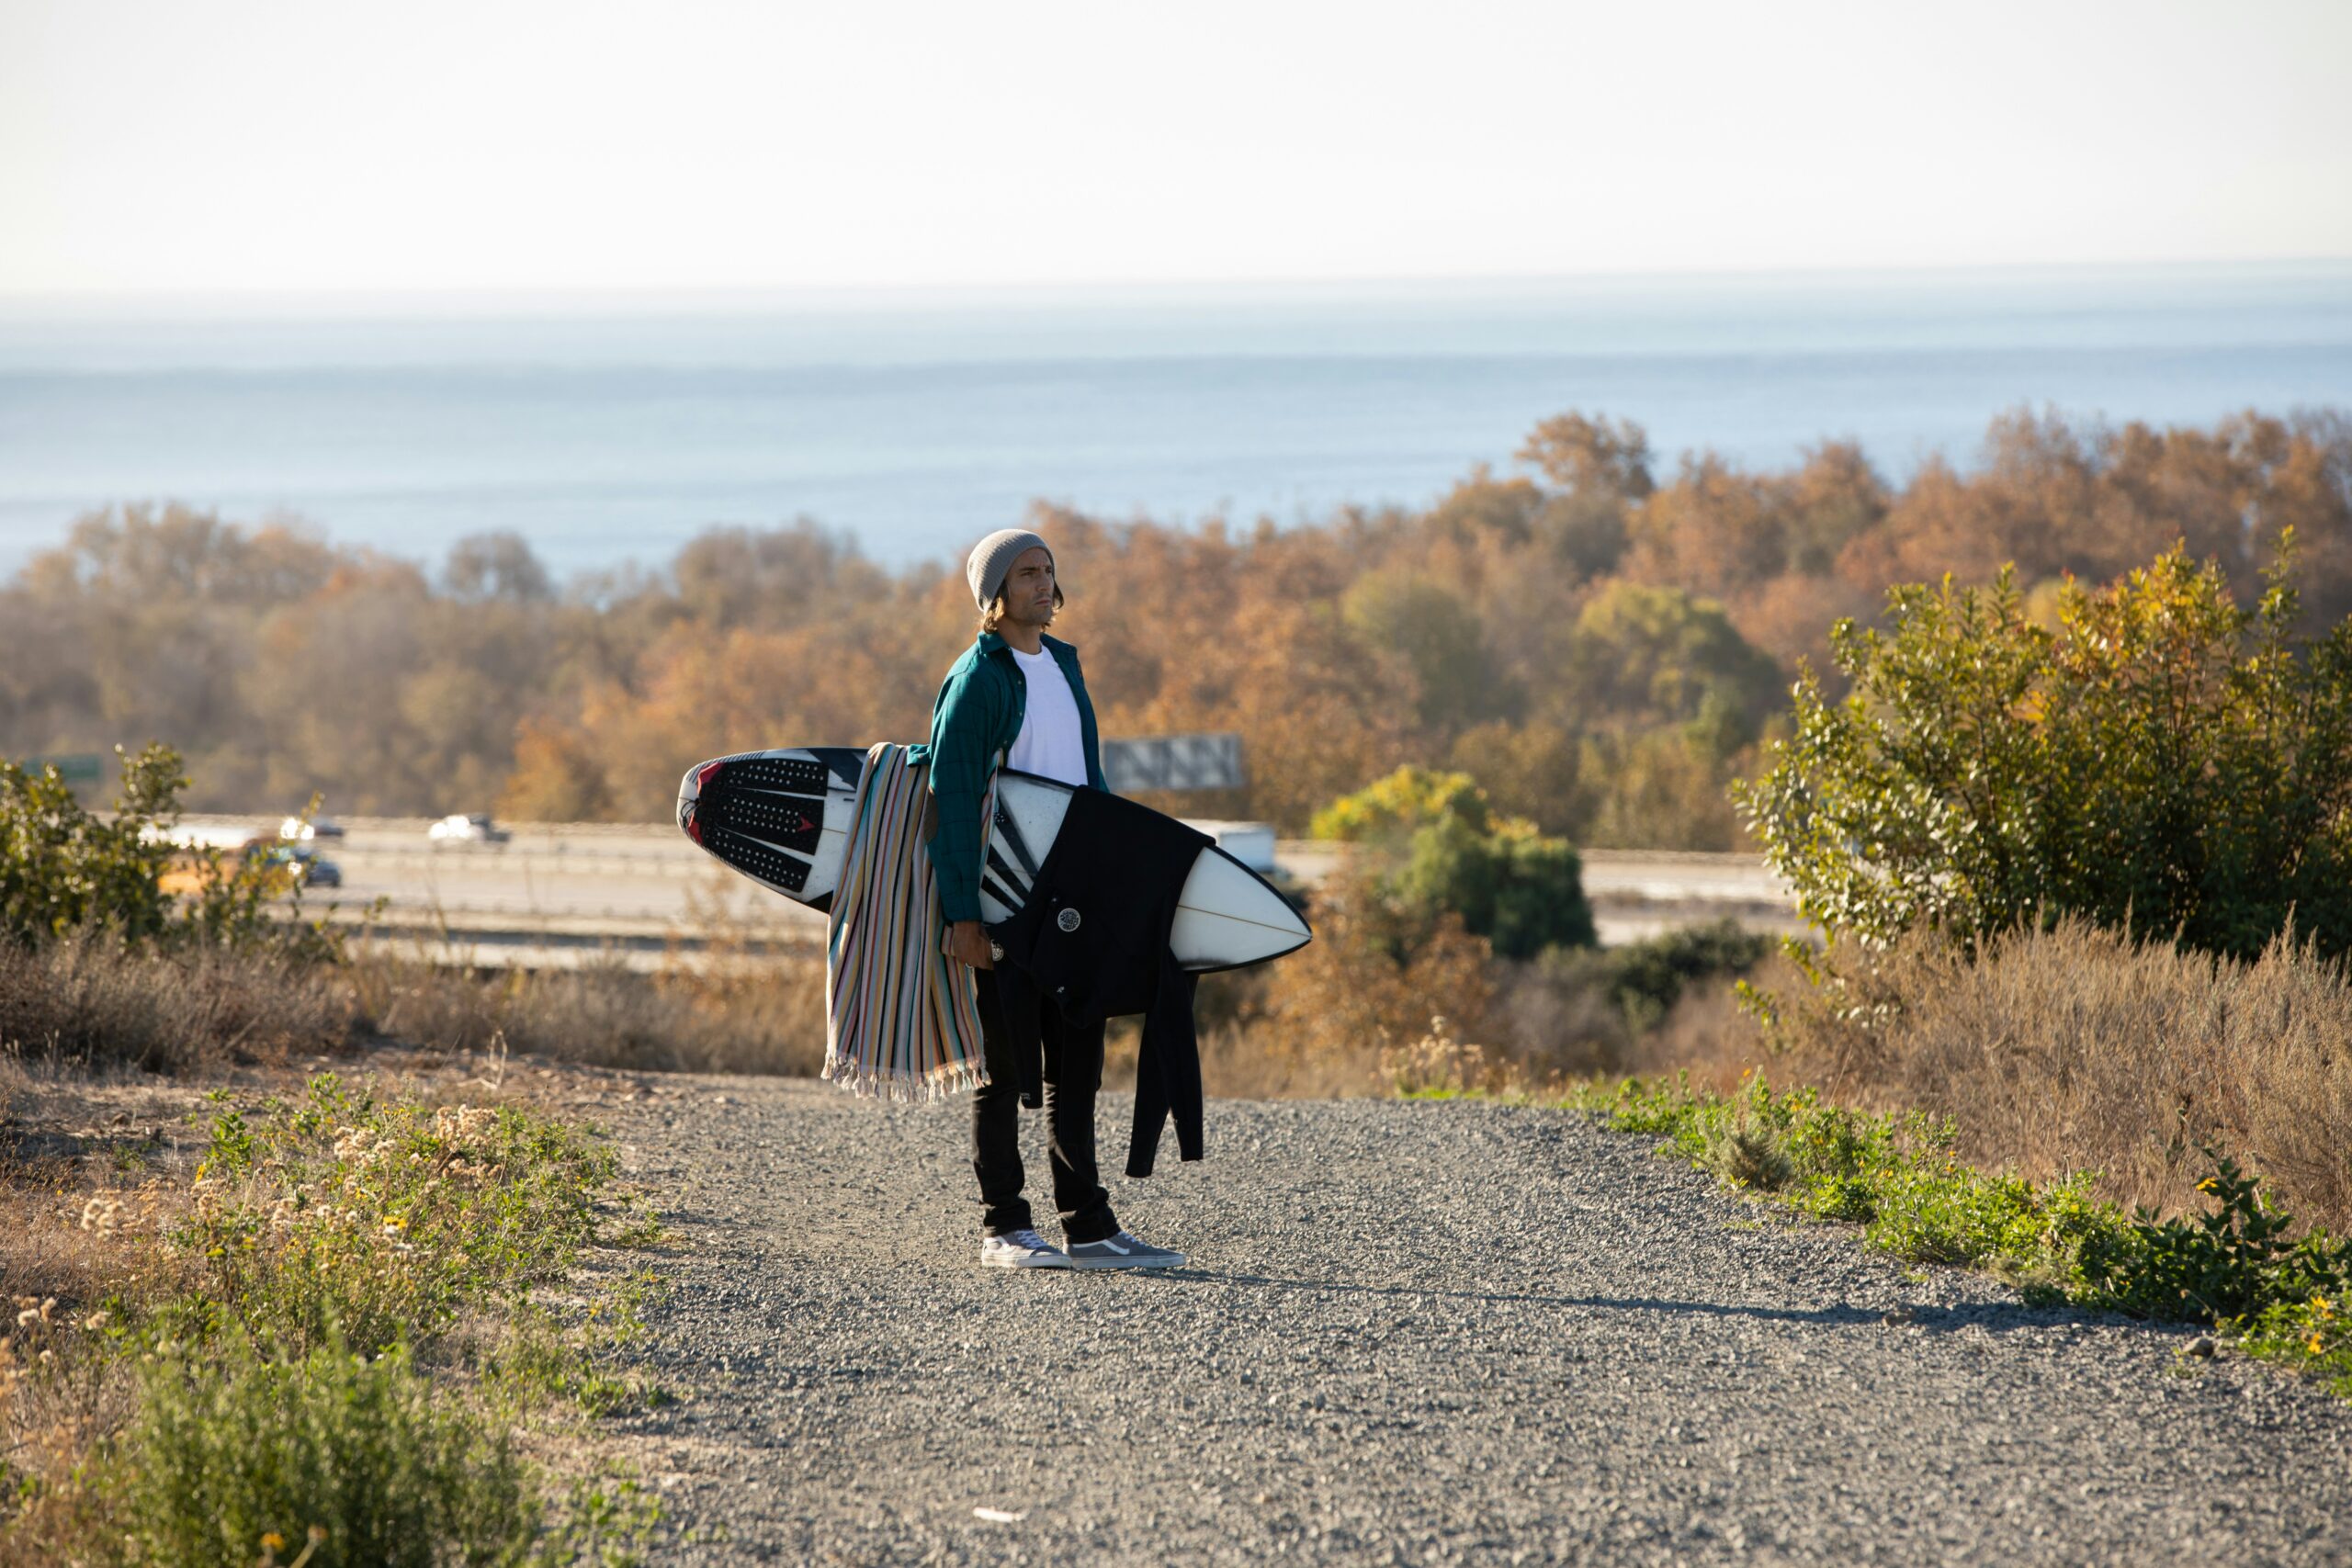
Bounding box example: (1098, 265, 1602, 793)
(3, 262, 2348, 580)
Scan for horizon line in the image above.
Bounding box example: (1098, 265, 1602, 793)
(5, 254, 2350, 321)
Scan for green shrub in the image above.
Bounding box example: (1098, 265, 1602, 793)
(112, 1335, 543, 1568)
(1737, 541, 2352, 959)
(0, 745, 183, 946)
(1312, 767, 1595, 959)
(1, 743, 332, 957)
(2072, 1155, 2349, 1323)
(1597, 918, 1773, 1032)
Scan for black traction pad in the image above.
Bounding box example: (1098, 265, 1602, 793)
(698, 785, 825, 855)
(702, 823, 812, 894)
(711, 754, 832, 797)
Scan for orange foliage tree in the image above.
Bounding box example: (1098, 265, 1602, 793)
(2, 410, 2346, 849)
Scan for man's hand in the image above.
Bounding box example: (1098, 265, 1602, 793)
(946, 919, 995, 970)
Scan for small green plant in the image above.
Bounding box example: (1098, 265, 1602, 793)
(171, 1077, 617, 1358)
(111, 1334, 544, 1568)
(205, 1109, 257, 1174)
(2075, 1154, 2299, 1320)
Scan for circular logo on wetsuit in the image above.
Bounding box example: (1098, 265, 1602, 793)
(1057, 908, 1082, 932)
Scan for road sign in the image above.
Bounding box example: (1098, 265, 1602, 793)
(18, 753, 105, 784)
(1102, 733, 1246, 793)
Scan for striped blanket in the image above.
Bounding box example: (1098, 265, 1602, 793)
(821, 743, 991, 1100)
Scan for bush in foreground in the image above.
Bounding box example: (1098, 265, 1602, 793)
(0, 1075, 658, 1562)
(176, 1076, 616, 1357)
(113, 1336, 542, 1568)
(1739, 542, 2352, 959)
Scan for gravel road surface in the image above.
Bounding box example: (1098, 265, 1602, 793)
(597, 1077, 2352, 1565)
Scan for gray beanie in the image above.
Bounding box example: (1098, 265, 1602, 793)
(966, 528, 1053, 612)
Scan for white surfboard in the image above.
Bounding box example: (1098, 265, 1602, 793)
(677, 749, 1310, 971)
(676, 746, 866, 908)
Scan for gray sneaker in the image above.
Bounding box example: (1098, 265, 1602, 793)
(1066, 1230, 1186, 1269)
(981, 1228, 1072, 1269)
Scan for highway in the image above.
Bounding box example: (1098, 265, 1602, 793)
(179, 816, 1804, 969)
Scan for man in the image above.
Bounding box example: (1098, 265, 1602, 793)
(927, 527, 1187, 1271)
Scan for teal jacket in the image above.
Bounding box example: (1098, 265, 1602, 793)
(919, 630, 1108, 924)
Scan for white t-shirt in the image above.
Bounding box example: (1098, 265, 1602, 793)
(1006, 645, 1090, 787)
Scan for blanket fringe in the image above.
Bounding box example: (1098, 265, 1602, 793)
(819, 1058, 990, 1103)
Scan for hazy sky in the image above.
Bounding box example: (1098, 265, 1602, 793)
(3, 0, 2347, 299)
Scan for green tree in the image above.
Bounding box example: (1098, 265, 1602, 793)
(1313, 766, 1595, 959)
(1557, 581, 1785, 745)
(1340, 570, 1509, 737)
(1737, 540, 2352, 958)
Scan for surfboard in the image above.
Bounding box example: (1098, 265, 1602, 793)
(676, 748, 1310, 972)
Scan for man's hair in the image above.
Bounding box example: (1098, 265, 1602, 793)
(980, 582, 1066, 634)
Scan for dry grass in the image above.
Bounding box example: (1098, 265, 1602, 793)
(344, 953, 828, 1077)
(1158, 873, 1508, 1100)
(0, 934, 353, 1074)
(1661, 919, 2352, 1232)
(0, 931, 827, 1083)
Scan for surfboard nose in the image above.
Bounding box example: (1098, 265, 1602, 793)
(676, 762, 705, 842)
(1173, 846, 1313, 969)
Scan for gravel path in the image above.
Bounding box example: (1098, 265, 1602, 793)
(596, 1077, 2352, 1565)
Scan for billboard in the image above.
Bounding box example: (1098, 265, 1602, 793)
(1101, 733, 1246, 793)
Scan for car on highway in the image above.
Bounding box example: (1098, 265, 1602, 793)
(427, 813, 511, 845)
(248, 842, 341, 889)
(279, 815, 346, 841)
(162, 839, 339, 897)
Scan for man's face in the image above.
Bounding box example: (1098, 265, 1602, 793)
(999, 547, 1057, 630)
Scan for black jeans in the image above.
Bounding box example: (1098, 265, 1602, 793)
(970, 966, 1118, 1243)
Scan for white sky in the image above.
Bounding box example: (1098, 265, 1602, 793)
(2, 0, 2347, 299)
